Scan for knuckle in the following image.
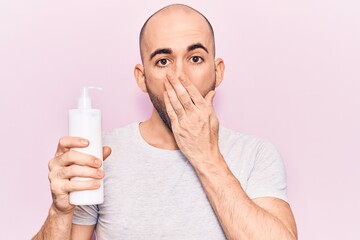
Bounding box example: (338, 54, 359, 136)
(183, 100, 192, 109)
(50, 180, 61, 194)
(180, 77, 188, 85)
(48, 170, 56, 182)
(57, 168, 67, 179)
(174, 107, 183, 116)
(56, 154, 64, 165)
(179, 93, 187, 100)
(48, 172, 53, 182)
(48, 159, 54, 170)
(50, 183, 56, 193)
(58, 137, 67, 147)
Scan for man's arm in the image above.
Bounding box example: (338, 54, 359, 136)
(163, 73, 297, 239)
(194, 154, 297, 240)
(32, 204, 74, 240)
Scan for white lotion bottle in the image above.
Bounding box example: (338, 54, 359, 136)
(69, 87, 104, 205)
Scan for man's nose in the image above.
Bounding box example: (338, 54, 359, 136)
(172, 60, 186, 79)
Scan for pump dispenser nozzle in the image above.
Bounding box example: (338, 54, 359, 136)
(78, 86, 102, 109)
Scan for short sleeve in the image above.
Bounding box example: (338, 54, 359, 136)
(246, 140, 288, 202)
(72, 204, 99, 225)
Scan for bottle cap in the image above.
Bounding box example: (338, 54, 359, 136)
(78, 86, 102, 109)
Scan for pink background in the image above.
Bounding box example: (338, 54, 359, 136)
(0, 0, 359, 239)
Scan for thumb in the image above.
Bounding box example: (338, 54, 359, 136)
(102, 146, 112, 161)
(205, 90, 216, 104)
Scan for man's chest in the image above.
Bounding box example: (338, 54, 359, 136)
(97, 160, 226, 239)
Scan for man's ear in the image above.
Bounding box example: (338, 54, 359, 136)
(214, 58, 225, 87)
(134, 64, 148, 93)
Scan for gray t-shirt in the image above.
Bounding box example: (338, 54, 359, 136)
(73, 122, 288, 239)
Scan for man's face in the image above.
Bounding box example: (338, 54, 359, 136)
(140, 9, 218, 130)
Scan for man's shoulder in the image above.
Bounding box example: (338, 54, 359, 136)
(219, 126, 263, 145)
(219, 126, 276, 154)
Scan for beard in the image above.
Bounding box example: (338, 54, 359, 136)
(146, 80, 173, 132)
(144, 76, 216, 132)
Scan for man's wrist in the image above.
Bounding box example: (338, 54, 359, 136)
(193, 151, 244, 200)
(49, 204, 74, 218)
(192, 150, 229, 178)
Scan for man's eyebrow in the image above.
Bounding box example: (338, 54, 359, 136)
(187, 43, 208, 53)
(150, 48, 172, 60)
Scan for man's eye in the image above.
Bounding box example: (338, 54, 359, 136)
(190, 56, 203, 64)
(156, 59, 169, 67)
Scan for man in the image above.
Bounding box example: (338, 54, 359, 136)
(34, 4, 297, 240)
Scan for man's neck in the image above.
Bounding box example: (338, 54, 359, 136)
(139, 108, 179, 150)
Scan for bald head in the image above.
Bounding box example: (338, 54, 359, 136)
(139, 4, 215, 63)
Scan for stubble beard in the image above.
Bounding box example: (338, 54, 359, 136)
(145, 79, 173, 132)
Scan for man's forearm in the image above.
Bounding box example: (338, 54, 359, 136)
(32, 204, 73, 240)
(194, 154, 296, 240)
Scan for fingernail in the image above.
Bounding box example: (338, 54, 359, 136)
(97, 170, 103, 177)
(80, 139, 88, 145)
